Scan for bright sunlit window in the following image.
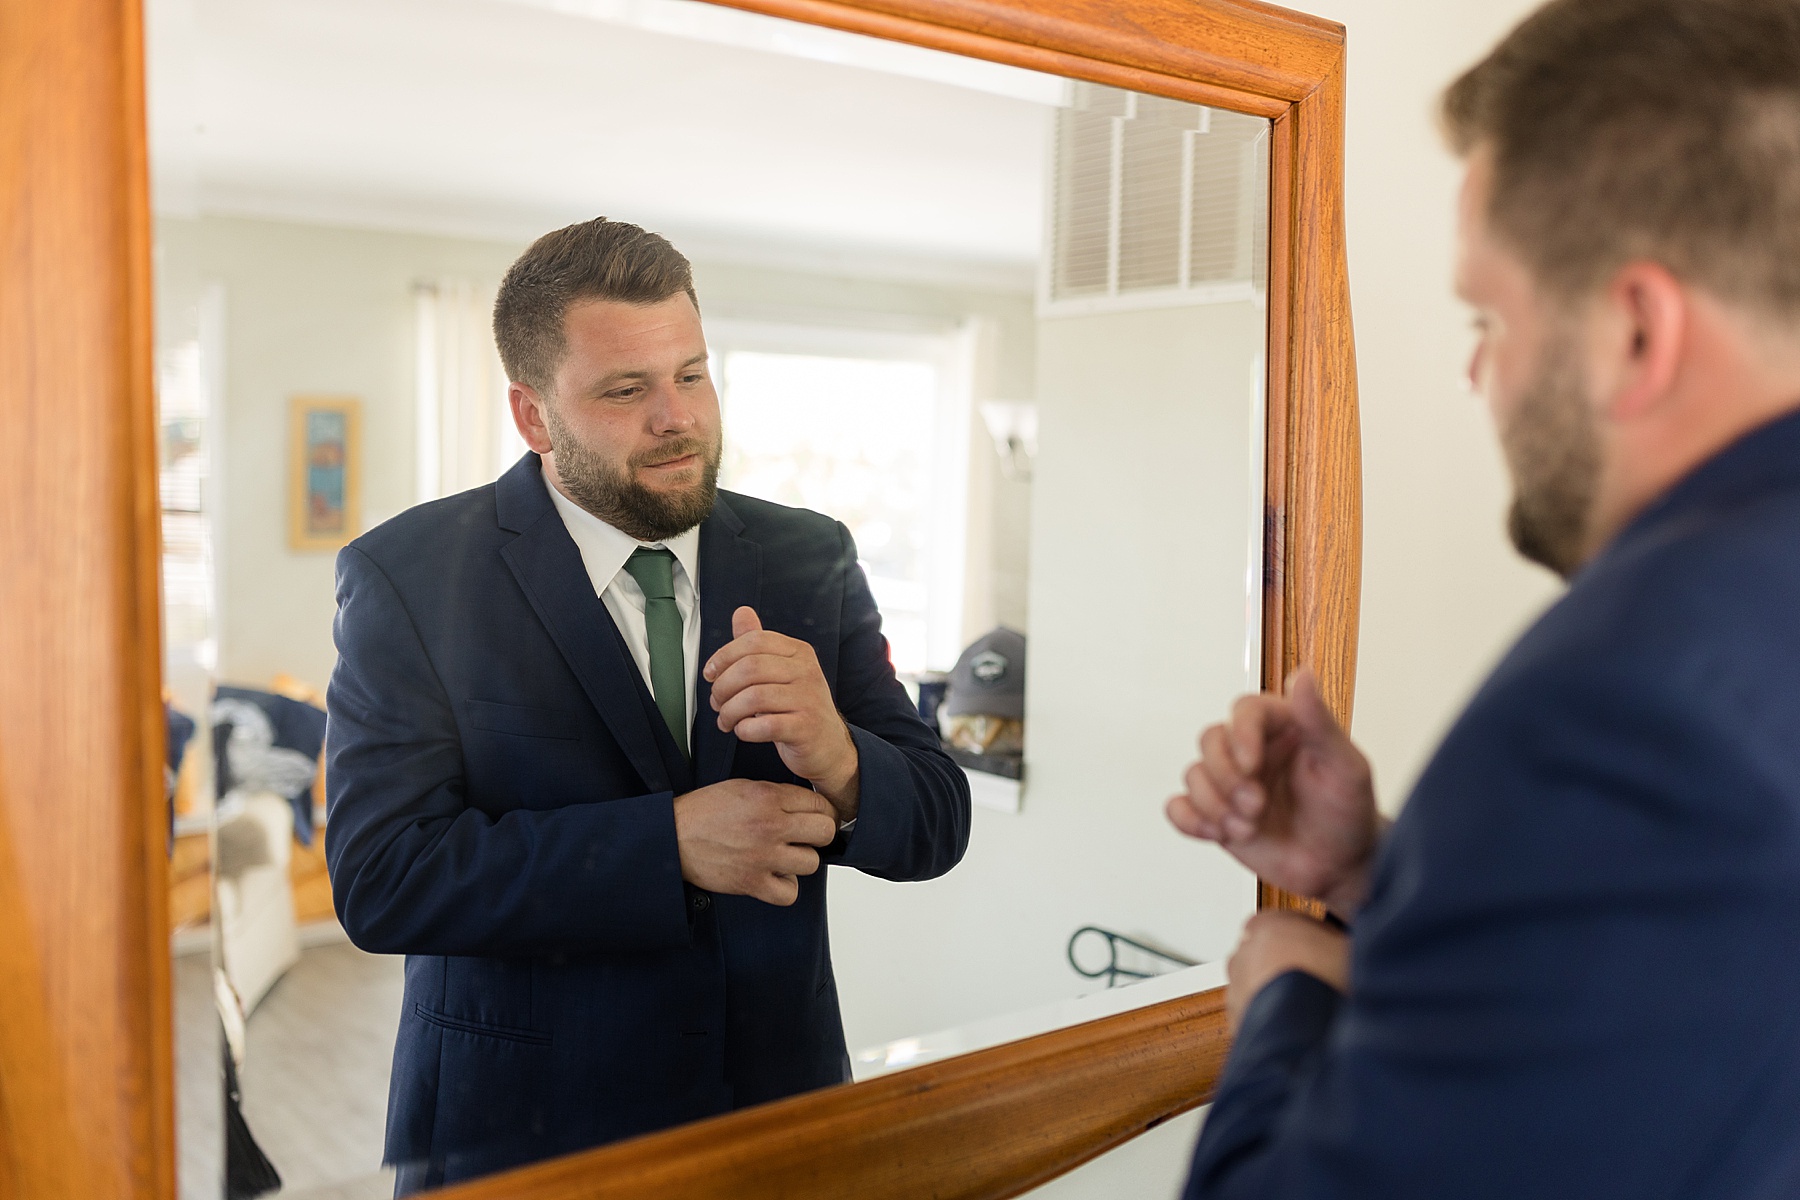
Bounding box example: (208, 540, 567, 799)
(157, 338, 215, 660)
(715, 327, 969, 676)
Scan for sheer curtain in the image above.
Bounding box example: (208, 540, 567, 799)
(414, 279, 525, 502)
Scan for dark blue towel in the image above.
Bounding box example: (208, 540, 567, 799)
(165, 702, 196, 851)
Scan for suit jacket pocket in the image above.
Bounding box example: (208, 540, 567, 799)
(411, 1006, 556, 1180)
(465, 699, 580, 742)
(413, 1003, 552, 1046)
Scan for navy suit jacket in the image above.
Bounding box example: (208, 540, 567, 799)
(324, 454, 970, 1187)
(1187, 410, 1800, 1198)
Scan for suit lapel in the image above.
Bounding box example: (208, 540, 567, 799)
(496, 457, 671, 795)
(694, 496, 761, 787)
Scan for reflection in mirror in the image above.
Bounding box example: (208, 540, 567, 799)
(149, 1, 1268, 1194)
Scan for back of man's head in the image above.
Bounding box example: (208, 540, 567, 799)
(493, 217, 698, 396)
(1443, 0, 1800, 317)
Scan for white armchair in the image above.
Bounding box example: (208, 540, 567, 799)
(214, 791, 301, 1015)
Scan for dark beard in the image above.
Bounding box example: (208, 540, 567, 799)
(1500, 330, 1601, 579)
(545, 406, 721, 542)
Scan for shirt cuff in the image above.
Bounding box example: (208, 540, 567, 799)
(810, 780, 856, 831)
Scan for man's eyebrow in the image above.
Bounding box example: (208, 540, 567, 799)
(583, 368, 651, 393)
(580, 355, 709, 394)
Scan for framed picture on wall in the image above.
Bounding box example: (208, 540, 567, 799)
(288, 394, 362, 551)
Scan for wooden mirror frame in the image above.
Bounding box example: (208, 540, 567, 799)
(0, 0, 1357, 1196)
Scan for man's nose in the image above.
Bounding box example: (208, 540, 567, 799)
(647, 384, 698, 435)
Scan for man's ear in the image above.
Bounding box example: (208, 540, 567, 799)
(1596, 261, 1688, 423)
(509, 382, 555, 455)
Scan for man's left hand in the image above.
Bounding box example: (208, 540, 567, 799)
(704, 606, 860, 820)
(1226, 911, 1350, 1036)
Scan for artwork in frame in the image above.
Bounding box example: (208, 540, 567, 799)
(288, 395, 362, 551)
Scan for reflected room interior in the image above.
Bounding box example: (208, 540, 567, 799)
(149, 0, 1270, 1195)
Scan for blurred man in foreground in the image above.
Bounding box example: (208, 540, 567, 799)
(1171, 1, 1800, 1194)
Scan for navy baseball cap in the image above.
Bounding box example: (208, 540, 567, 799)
(943, 627, 1026, 720)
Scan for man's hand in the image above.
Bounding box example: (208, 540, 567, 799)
(1225, 911, 1350, 1036)
(1166, 666, 1385, 916)
(704, 607, 860, 820)
(672, 779, 840, 906)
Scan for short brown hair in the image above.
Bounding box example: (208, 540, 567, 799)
(1442, 0, 1800, 314)
(493, 217, 698, 393)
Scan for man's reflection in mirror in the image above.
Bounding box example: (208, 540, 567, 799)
(322, 218, 971, 1193)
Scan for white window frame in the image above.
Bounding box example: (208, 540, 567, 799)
(703, 316, 976, 673)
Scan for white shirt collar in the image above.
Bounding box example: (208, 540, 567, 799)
(542, 474, 702, 596)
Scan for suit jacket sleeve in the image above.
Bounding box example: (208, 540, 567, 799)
(1183, 654, 1800, 1199)
(823, 522, 971, 881)
(324, 544, 691, 958)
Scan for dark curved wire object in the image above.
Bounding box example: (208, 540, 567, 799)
(1066, 926, 1200, 989)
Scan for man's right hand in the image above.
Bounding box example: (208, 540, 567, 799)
(1166, 667, 1386, 916)
(672, 780, 840, 907)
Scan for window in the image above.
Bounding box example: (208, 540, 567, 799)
(159, 338, 214, 656)
(156, 283, 226, 834)
(711, 321, 973, 675)
(414, 279, 524, 502)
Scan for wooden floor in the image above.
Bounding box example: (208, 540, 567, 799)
(174, 941, 222, 1199)
(170, 933, 1205, 1200)
(174, 932, 403, 1199)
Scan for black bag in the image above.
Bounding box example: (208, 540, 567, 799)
(223, 1037, 282, 1200)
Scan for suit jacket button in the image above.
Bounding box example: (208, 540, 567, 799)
(692, 893, 711, 911)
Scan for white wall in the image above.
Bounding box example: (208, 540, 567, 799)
(828, 299, 1265, 1052)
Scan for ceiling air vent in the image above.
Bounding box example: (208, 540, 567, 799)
(1043, 83, 1269, 314)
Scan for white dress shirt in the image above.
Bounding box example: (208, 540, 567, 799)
(544, 476, 856, 830)
(544, 477, 703, 740)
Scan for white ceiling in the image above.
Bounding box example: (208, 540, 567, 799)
(146, 0, 1061, 284)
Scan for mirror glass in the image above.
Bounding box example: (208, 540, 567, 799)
(149, 1, 1268, 1195)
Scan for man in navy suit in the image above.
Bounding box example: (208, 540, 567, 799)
(324, 218, 970, 1191)
(1169, 1, 1800, 1195)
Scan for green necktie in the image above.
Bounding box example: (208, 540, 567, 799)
(623, 547, 688, 757)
